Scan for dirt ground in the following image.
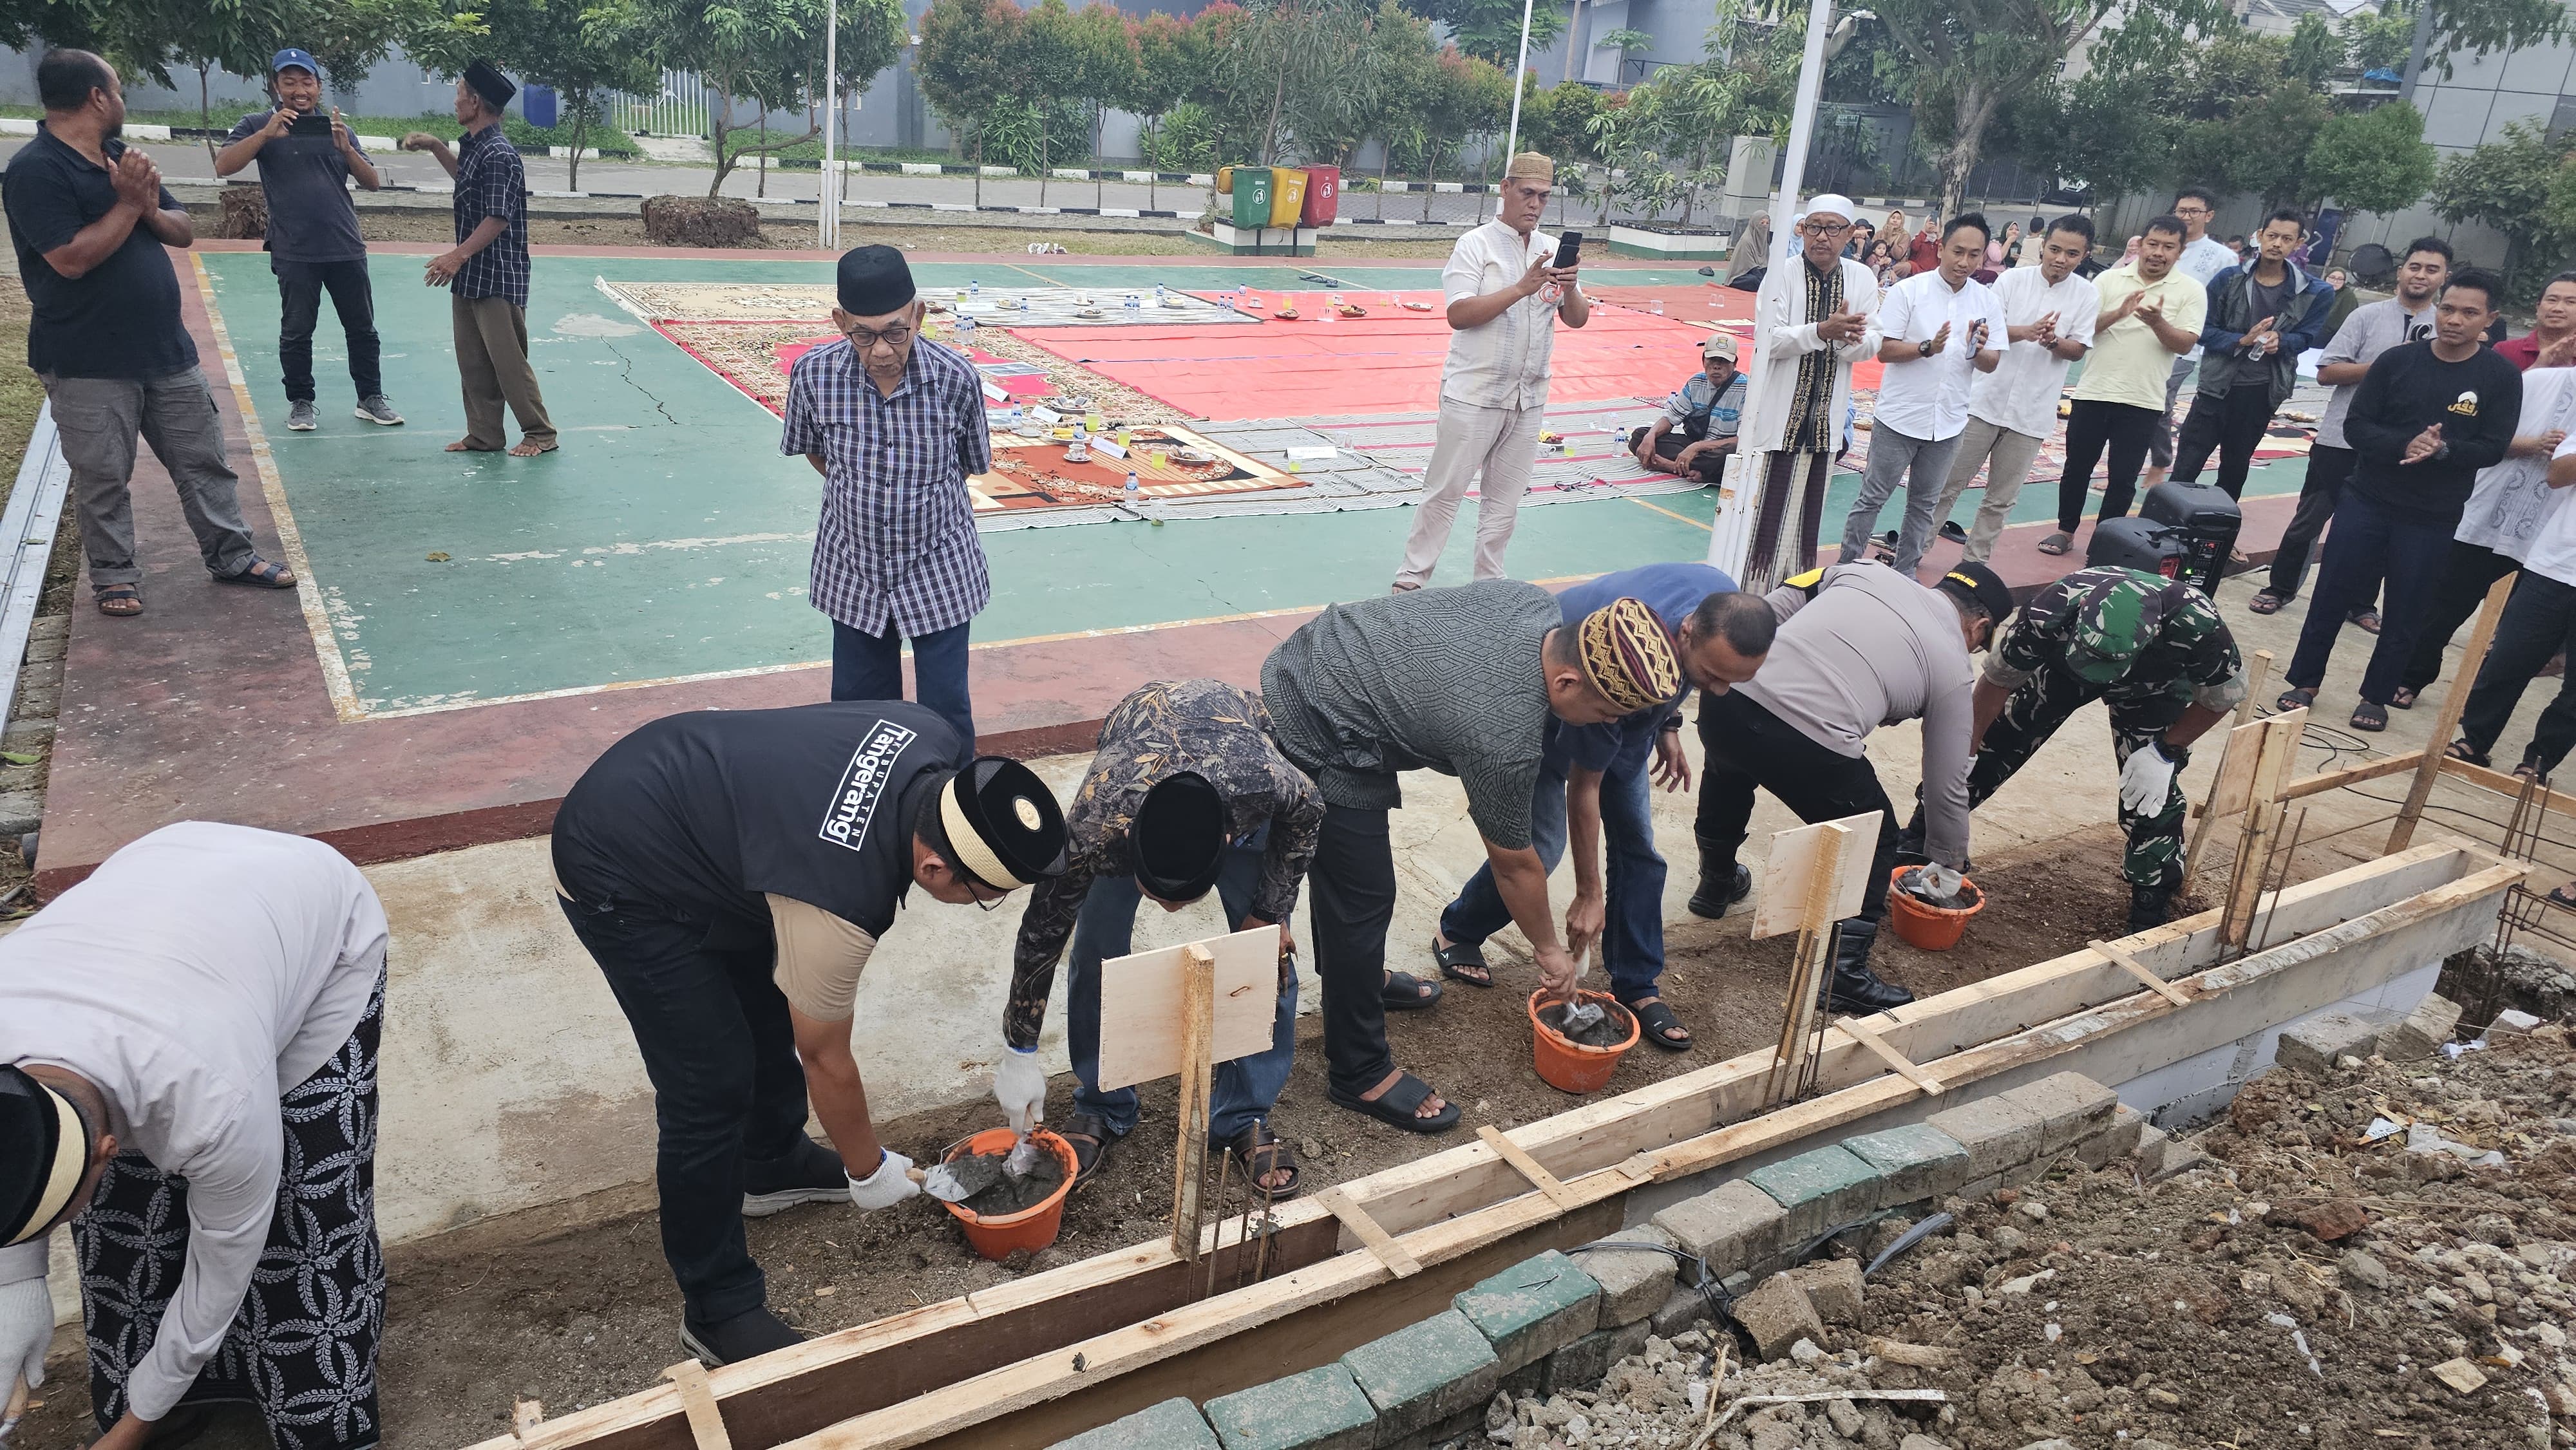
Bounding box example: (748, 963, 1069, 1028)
(1486, 1021, 2576, 1450)
(6, 827, 2143, 1447)
(332, 209, 1468, 259)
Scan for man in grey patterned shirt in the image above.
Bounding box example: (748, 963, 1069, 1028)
(1260, 581, 1677, 1132)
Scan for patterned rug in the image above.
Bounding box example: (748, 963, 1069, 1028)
(598, 279, 1252, 328)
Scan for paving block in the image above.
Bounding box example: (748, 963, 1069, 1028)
(1732, 1271, 1826, 1361)
(1649, 1283, 1714, 1338)
(1998, 1072, 2120, 1155)
(2382, 994, 2465, 1060)
(2076, 1106, 2147, 1170)
(1341, 1309, 1498, 1448)
(1452, 1250, 1602, 1375)
(1745, 1145, 1881, 1246)
(1927, 1095, 2045, 1182)
(1204, 1364, 1378, 1450)
(2492, 1008, 2545, 1035)
(1052, 1397, 1222, 1449)
(2276, 1010, 2388, 1077)
(1786, 1257, 1866, 1326)
(2133, 1122, 2173, 1176)
(1542, 1319, 1651, 1395)
(1842, 1123, 1974, 1206)
(1571, 1226, 1683, 1330)
(1651, 1178, 1787, 1279)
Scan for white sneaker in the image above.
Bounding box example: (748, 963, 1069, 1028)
(354, 395, 404, 426)
(286, 400, 317, 431)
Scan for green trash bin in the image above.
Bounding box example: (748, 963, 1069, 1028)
(1230, 167, 1274, 230)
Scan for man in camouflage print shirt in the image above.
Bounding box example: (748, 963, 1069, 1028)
(1003, 678, 1321, 1192)
(1904, 566, 2245, 929)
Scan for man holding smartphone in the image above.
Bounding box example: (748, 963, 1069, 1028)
(216, 48, 400, 434)
(1391, 151, 1588, 592)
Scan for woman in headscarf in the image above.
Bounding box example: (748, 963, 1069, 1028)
(1726, 212, 1771, 285)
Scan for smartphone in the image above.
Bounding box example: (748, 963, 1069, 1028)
(290, 113, 332, 137)
(1553, 231, 1584, 268)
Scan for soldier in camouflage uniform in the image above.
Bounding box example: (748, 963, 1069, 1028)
(1904, 566, 2245, 928)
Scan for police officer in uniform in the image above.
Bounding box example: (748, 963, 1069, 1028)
(551, 702, 1067, 1365)
(1903, 565, 2244, 930)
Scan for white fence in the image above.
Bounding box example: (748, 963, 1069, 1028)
(613, 70, 710, 138)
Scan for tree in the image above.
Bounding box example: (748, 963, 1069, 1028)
(1396, 0, 1566, 67)
(1128, 11, 1196, 211)
(2433, 118, 2575, 283)
(1213, 0, 1378, 165)
(1729, 0, 2226, 220)
(1065, 3, 1138, 208)
(408, 0, 658, 189)
(2282, 12, 2342, 88)
(2166, 32, 2333, 209)
(2307, 100, 2437, 219)
(1596, 26, 1652, 82)
(2391, 0, 2568, 83)
(916, 0, 1021, 205)
(1411, 45, 1497, 219)
(641, 0, 831, 198)
(298, 0, 433, 93)
(107, 0, 307, 164)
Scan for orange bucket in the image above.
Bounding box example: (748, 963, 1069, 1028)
(1884, 866, 1984, 951)
(939, 1127, 1078, 1260)
(1526, 988, 1640, 1093)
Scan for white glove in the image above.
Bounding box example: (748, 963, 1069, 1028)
(994, 1046, 1046, 1135)
(2119, 741, 2179, 816)
(1915, 864, 1962, 899)
(846, 1149, 920, 1210)
(0, 1272, 50, 1400)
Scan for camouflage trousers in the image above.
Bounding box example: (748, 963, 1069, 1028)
(1971, 665, 2190, 888)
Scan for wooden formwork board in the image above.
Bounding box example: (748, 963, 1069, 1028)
(471, 842, 2521, 1450)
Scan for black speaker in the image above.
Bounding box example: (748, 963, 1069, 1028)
(2138, 480, 2242, 595)
(2085, 515, 2187, 582)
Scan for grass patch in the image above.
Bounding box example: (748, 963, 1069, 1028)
(0, 104, 640, 158)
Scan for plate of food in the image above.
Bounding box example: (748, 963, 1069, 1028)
(1399, 300, 1436, 312)
(1336, 303, 1368, 318)
(1273, 308, 1302, 320)
(1171, 447, 1218, 465)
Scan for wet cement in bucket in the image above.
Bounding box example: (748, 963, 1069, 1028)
(954, 1149, 1069, 1216)
(1537, 1000, 1636, 1048)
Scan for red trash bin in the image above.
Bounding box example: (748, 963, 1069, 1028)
(1299, 164, 1340, 225)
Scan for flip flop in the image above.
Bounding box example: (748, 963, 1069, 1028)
(2548, 885, 2576, 910)
(1329, 1071, 1460, 1134)
(2350, 701, 2388, 733)
(2036, 531, 2073, 556)
(1621, 996, 1692, 1051)
(1215, 1122, 1302, 1200)
(1381, 969, 1443, 1012)
(1057, 1110, 1116, 1192)
(2246, 590, 2287, 616)
(2276, 687, 2315, 713)
(2347, 608, 2382, 636)
(1431, 937, 1493, 988)
(2390, 686, 2417, 710)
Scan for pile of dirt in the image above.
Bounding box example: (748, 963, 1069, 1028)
(1484, 1023, 2576, 1450)
(639, 194, 762, 247)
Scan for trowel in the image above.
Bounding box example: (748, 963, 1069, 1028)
(907, 1158, 997, 1203)
(1556, 948, 1604, 1034)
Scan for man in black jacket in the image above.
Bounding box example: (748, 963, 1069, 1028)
(2279, 269, 2524, 733)
(2170, 210, 2334, 500)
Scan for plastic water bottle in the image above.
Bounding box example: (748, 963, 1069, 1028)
(957, 310, 978, 337)
(1155, 283, 1168, 306)
(1125, 292, 1141, 318)
(1001, 404, 1023, 432)
(969, 279, 981, 297)
(1124, 471, 1141, 508)
(1651, 299, 1665, 315)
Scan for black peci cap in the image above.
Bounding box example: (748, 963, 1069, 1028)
(837, 244, 917, 317)
(1938, 560, 2016, 626)
(1, 1063, 85, 1248)
(462, 58, 516, 111)
(937, 757, 1068, 893)
(1133, 772, 1226, 903)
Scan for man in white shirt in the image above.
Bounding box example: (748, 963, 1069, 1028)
(0, 823, 390, 1450)
(2147, 185, 2244, 479)
(1836, 214, 2006, 576)
(1926, 215, 2101, 566)
(1392, 151, 1589, 591)
(1725, 194, 1880, 593)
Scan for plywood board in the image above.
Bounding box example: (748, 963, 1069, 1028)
(2201, 715, 2267, 822)
(1752, 811, 1883, 940)
(1095, 925, 1280, 1091)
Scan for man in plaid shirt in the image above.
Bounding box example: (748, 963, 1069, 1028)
(401, 59, 554, 457)
(782, 245, 992, 746)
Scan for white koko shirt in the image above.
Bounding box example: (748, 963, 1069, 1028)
(1439, 219, 1567, 411)
(1969, 266, 2101, 440)
(1869, 268, 2010, 442)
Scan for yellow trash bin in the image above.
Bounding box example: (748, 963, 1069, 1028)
(1267, 167, 1309, 228)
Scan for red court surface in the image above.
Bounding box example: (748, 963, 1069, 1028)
(1014, 290, 1724, 420)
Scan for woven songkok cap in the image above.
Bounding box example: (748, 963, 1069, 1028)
(1577, 597, 1681, 716)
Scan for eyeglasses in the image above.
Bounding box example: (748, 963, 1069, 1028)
(842, 323, 914, 351)
(1803, 220, 1852, 237)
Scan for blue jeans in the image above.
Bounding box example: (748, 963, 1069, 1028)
(1438, 724, 1669, 1000)
(831, 617, 975, 748)
(1065, 833, 1299, 1144)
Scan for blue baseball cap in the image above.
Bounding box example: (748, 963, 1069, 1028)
(272, 48, 320, 77)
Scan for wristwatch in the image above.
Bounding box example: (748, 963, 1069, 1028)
(2435, 441, 2453, 460)
(1918, 337, 1937, 357)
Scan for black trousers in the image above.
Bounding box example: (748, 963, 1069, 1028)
(2401, 540, 2518, 695)
(1626, 424, 1728, 481)
(556, 889, 810, 1324)
(2266, 444, 2356, 599)
(2459, 572, 2576, 775)
(2056, 399, 2163, 532)
(1696, 688, 1897, 923)
(2171, 384, 2275, 500)
(1307, 801, 1400, 1101)
(276, 258, 382, 402)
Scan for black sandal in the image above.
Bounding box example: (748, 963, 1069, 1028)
(214, 555, 297, 588)
(2351, 701, 2389, 733)
(1058, 1110, 1116, 1191)
(2246, 590, 2287, 616)
(1215, 1122, 1302, 1199)
(2445, 739, 2492, 767)
(2549, 884, 2576, 910)
(1329, 1071, 1461, 1134)
(2276, 687, 2315, 713)
(1622, 995, 1692, 1051)
(1430, 937, 1493, 988)
(2390, 686, 2417, 710)
(1381, 969, 1442, 1012)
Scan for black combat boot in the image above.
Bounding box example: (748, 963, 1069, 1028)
(1825, 919, 1915, 1015)
(1686, 833, 1753, 919)
(2127, 863, 2184, 932)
